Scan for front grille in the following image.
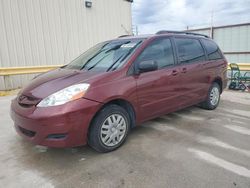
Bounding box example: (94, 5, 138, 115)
(18, 103, 34, 108)
(18, 126, 36, 137)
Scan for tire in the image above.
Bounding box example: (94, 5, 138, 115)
(200, 82, 221, 110)
(228, 82, 236, 90)
(239, 84, 246, 91)
(88, 104, 130, 153)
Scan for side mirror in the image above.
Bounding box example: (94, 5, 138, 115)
(138, 60, 158, 73)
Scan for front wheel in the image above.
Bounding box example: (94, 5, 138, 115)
(200, 83, 221, 110)
(88, 104, 130, 153)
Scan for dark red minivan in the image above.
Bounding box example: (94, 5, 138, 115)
(11, 31, 228, 152)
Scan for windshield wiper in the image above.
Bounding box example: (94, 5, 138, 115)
(80, 43, 109, 70)
(104, 41, 130, 53)
(83, 42, 132, 71)
(106, 41, 142, 71)
(80, 43, 129, 70)
(86, 54, 110, 71)
(106, 55, 124, 72)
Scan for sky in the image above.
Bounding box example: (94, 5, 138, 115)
(132, 0, 250, 34)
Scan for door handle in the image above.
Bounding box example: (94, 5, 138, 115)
(181, 68, 187, 73)
(171, 70, 178, 76)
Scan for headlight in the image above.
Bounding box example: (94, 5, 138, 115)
(37, 83, 90, 107)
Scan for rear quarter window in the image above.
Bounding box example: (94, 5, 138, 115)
(202, 39, 223, 60)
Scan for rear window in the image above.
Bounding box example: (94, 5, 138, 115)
(175, 38, 205, 64)
(202, 39, 223, 60)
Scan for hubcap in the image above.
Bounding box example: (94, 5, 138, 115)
(210, 87, 220, 106)
(100, 114, 127, 147)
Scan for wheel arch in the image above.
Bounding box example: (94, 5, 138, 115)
(87, 98, 137, 136)
(102, 99, 136, 129)
(212, 77, 223, 93)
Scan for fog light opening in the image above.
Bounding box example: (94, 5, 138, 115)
(47, 134, 67, 140)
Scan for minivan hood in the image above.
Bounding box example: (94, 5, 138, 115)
(21, 68, 102, 99)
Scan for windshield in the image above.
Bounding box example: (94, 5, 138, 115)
(64, 39, 143, 72)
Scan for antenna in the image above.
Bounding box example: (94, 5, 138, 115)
(135, 25, 138, 35)
(121, 24, 130, 35)
(210, 9, 214, 38)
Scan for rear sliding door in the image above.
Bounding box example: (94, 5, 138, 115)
(174, 37, 207, 107)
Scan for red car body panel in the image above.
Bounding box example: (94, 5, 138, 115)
(21, 68, 106, 99)
(11, 97, 102, 147)
(10, 34, 228, 148)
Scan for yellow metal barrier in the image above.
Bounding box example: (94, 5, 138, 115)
(227, 63, 250, 71)
(0, 63, 249, 96)
(0, 89, 20, 97)
(0, 63, 250, 76)
(0, 63, 249, 76)
(0, 65, 63, 76)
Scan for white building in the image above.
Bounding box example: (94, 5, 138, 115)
(187, 23, 250, 65)
(0, 0, 133, 90)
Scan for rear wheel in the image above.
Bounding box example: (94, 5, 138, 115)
(200, 83, 221, 110)
(88, 104, 130, 153)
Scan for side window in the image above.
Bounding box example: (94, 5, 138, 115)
(202, 39, 223, 60)
(175, 38, 206, 64)
(136, 38, 175, 69)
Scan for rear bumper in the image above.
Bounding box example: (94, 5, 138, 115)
(10, 98, 101, 148)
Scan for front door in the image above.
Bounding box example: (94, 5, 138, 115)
(134, 37, 182, 121)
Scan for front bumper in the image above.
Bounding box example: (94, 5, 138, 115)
(10, 98, 101, 148)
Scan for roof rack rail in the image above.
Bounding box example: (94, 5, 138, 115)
(118, 35, 133, 38)
(156, 30, 209, 38)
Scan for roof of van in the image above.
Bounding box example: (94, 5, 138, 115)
(117, 31, 210, 40)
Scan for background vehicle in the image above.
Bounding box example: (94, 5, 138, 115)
(11, 31, 228, 152)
